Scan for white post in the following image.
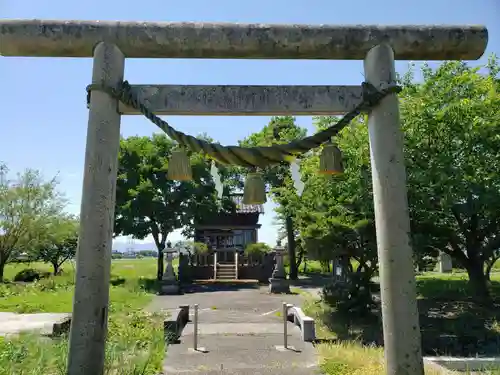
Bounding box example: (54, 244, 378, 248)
(213, 252, 217, 280)
(193, 303, 199, 351)
(235, 251, 239, 279)
(364, 43, 424, 375)
(282, 302, 288, 349)
(67, 42, 124, 375)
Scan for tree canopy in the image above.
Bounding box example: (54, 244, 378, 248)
(0, 165, 66, 281)
(275, 57, 500, 304)
(114, 133, 235, 279)
(400, 59, 500, 302)
(35, 214, 79, 275)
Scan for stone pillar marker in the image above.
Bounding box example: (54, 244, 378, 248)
(269, 241, 290, 294)
(160, 241, 180, 295)
(66, 42, 125, 375)
(364, 43, 424, 375)
(438, 252, 453, 273)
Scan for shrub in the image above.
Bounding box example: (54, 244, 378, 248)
(13, 269, 50, 283)
(321, 273, 375, 317)
(193, 242, 209, 255)
(244, 242, 271, 256)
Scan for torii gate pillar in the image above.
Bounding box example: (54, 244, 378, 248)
(364, 43, 422, 375)
(67, 42, 124, 375)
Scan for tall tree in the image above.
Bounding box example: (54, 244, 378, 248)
(401, 59, 500, 304)
(0, 165, 65, 282)
(35, 214, 79, 275)
(298, 58, 500, 304)
(114, 134, 227, 280)
(239, 116, 307, 279)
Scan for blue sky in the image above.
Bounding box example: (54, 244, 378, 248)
(1, 0, 498, 249)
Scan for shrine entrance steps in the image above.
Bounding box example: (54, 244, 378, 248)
(216, 262, 237, 280)
(147, 284, 321, 375)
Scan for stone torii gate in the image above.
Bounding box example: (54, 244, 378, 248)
(0, 20, 488, 375)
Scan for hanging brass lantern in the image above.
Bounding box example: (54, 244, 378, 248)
(243, 170, 267, 205)
(319, 143, 344, 175)
(167, 148, 193, 181)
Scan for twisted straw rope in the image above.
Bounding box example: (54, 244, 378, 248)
(86, 81, 400, 168)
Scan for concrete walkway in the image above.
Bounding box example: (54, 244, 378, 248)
(0, 312, 70, 336)
(147, 283, 321, 375)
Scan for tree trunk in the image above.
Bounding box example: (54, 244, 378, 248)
(485, 255, 500, 282)
(151, 226, 168, 281)
(286, 216, 298, 280)
(0, 260, 5, 283)
(52, 262, 60, 276)
(295, 247, 304, 272)
(157, 248, 164, 281)
(485, 261, 493, 282)
(465, 259, 492, 305)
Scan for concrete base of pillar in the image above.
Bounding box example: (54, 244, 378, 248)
(159, 280, 180, 295)
(268, 277, 290, 294)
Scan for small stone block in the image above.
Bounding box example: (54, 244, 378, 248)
(178, 305, 190, 323)
(163, 322, 178, 343)
(160, 283, 180, 295)
(301, 319, 316, 342)
(268, 278, 290, 294)
(188, 347, 208, 354)
(275, 345, 297, 352)
(52, 316, 71, 336)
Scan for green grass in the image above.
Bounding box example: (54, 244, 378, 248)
(303, 272, 500, 375)
(0, 258, 166, 375)
(285, 259, 325, 276)
(291, 258, 500, 277)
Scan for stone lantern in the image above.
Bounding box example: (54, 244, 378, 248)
(160, 241, 180, 295)
(269, 240, 290, 294)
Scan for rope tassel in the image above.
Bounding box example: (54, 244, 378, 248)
(167, 148, 193, 181)
(243, 170, 267, 205)
(319, 143, 344, 175)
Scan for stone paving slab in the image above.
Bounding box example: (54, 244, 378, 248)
(183, 322, 289, 335)
(147, 285, 306, 317)
(0, 312, 70, 336)
(165, 368, 320, 375)
(164, 330, 319, 374)
(190, 308, 283, 324)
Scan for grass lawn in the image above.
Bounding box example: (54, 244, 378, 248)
(303, 271, 500, 375)
(0, 257, 168, 375)
(285, 259, 326, 276)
